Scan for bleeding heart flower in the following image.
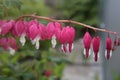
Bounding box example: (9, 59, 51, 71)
(117, 38, 120, 46)
(66, 26, 75, 53)
(0, 38, 9, 50)
(83, 31, 92, 58)
(29, 24, 40, 49)
(59, 26, 75, 53)
(46, 22, 62, 48)
(28, 24, 39, 40)
(92, 36, 100, 62)
(0, 37, 19, 55)
(105, 35, 112, 60)
(112, 37, 117, 51)
(46, 22, 55, 39)
(45, 70, 51, 77)
(59, 27, 68, 53)
(38, 23, 47, 40)
(0, 20, 7, 34)
(1, 20, 14, 36)
(13, 20, 26, 46)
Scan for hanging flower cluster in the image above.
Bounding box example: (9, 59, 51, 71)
(0, 15, 120, 62)
(0, 37, 19, 55)
(0, 19, 75, 54)
(83, 31, 120, 62)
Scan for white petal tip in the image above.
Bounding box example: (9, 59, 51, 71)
(110, 50, 112, 58)
(51, 37, 57, 48)
(83, 48, 86, 55)
(20, 33, 26, 46)
(89, 49, 91, 56)
(9, 48, 15, 55)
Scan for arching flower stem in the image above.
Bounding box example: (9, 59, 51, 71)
(16, 14, 118, 36)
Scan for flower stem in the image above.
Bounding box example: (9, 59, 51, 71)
(16, 14, 118, 36)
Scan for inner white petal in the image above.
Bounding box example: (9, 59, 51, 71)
(31, 39, 36, 45)
(83, 48, 86, 56)
(110, 50, 112, 58)
(89, 49, 91, 56)
(51, 35, 57, 48)
(66, 43, 69, 52)
(9, 47, 15, 55)
(72, 43, 74, 51)
(98, 52, 100, 58)
(105, 50, 107, 59)
(35, 36, 40, 49)
(20, 33, 26, 46)
(93, 52, 95, 57)
(61, 44, 63, 51)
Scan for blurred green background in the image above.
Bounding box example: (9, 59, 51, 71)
(0, 0, 99, 80)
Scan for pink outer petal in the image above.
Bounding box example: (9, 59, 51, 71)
(0, 20, 7, 26)
(8, 37, 19, 50)
(1, 20, 14, 35)
(38, 23, 47, 40)
(14, 20, 25, 36)
(0, 37, 19, 50)
(46, 22, 55, 39)
(59, 27, 68, 44)
(28, 24, 39, 40)
(28, 19, 38, 26)
(67, 26, 75, 43)
(54, 22, 62, 40)
(92, 36, 100, 58)
(83, 32, 92, 49)
(106, 36, 112, 50)
(83, 32, 92, 58)
(0, 38, 9, 50)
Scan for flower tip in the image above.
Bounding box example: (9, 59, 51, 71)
(67, 43, 74, 53)
(9, 47, 15, 55)
(84, 49, 89, 58)
(61, 44, 67, 53)
(105, 50, 112, 60)
(94, 54, 98, 62)
(51, 35, 57, 48)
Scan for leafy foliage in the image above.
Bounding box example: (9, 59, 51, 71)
(55, 0, 99, 37)
(0, 50, 68, 80)
(0, 0, 51, 19)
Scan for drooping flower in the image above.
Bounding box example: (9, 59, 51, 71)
(46, 22, 55, 39)
(58, 27, 67, 52)
(26, 20, 42, 49)
(0, 37, 19, 55)
(105, 35, 112, 60)
(14, 20, 26, 46)
(0, 38, 9, 50)
(117, 38, 120, 46)
(34, 23, 47, 49)
(59, 26, 75, 53)
(29, 24, 38, 39)
(38, 23, 47, 40)
(66, 26, 75, 53)
(1, 20, 14, 36)
(46, 22, 62, 48)
(83, 31, 92, 58)
(0, 20, 7, 34)
(112, 37, 117, 51)
(26, 19, 39, 39)
(92, 36, 100, 62)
